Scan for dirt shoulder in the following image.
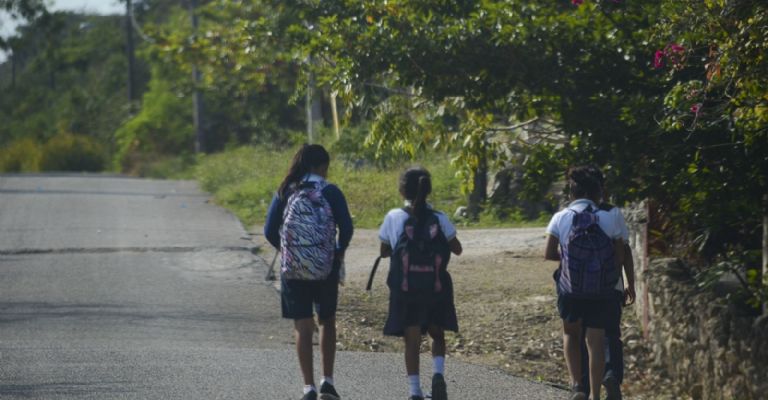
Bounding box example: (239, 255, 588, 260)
(336, 228, 565, 384)
(255, 227, 659, 399)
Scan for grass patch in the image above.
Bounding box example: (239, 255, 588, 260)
(147, 144, 547, 229)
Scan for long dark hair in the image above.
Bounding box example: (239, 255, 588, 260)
(278, 144, 330, 200)
(566, 165, 603, 201)
(399, 167, 432, 222)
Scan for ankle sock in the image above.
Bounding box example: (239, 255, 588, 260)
(408, 374, 422, 396)
(303, 385, 316, 395)
(433, 356, 445, 375)
(321, 376, 334, 386)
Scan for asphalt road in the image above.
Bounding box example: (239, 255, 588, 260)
(0, 174, 565, 400)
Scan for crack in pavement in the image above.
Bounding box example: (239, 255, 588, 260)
(0, 246, 257, 256)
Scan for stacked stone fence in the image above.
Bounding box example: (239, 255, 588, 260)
(623, 201, 768, 399)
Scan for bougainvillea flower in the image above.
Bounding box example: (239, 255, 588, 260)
(667, 43, 685, 53)
(653, 50, 664, 69)
(690, 103, 702, 114)
(572, 0, 584, 5)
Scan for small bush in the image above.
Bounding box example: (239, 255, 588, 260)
(0, 138, 43, 172)
(40, 133, 106, 172)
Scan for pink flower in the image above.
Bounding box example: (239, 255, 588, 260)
(667, 43, 685, 53)
(653, 50, 664, 69)
(690, 103, 702, 115)
(572, 0, 584, 5)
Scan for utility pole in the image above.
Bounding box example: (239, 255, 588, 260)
(189, 0, 205, 153)
(763, 194, 767, 314)
(125, 0, 136, 110)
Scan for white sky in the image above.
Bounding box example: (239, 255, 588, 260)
(0, 0, 124, 62)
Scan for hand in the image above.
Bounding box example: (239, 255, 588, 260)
(624, 285, 636, 306)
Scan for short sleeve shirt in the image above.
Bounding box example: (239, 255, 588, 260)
(379, 207, 457, 249)
(546, 199, 629, 291)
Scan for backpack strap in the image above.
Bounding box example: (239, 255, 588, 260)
(365, 256, 382, 291)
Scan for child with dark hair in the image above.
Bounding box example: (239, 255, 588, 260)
(578, 167, 635, 400)
(544, 165, 627, 400)
(264, 144, 353, 400)
(378, 167, 463, 400)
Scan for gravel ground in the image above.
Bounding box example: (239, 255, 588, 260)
(256, 227, 665, 399)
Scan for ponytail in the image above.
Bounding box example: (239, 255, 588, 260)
(278, 144, 330, 200)
(413, 175, 431, 221)
(399, 167, 432, 223)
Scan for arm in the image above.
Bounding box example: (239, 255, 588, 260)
(263, 194, 283, 249)
(448, 237, 463, 255)
(544, 234, 561, 261)
(325, 185, 354, 258)
(613, 238, 625, 274)
(380, 242, 392, 258)
(623, 243, 636, 305)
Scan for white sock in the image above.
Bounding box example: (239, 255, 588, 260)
(433, 356, 445, 375)
(408, 374, 422, 397)
(303, 385, 316, 395)
(321, 376, 334, 386)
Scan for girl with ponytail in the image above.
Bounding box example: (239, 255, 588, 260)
(265, 144, 353, 400)
(377, 166, 462, 400)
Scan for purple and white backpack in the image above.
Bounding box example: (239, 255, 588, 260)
(280, 180, 336, 280)
(557, 206, 619, 298)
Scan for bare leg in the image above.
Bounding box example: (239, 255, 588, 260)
(427, 325, 445, 357)
(404, 326, 422, 375)
(318, 316, 336, 379)
(295, 318, 316, 386)
(563, 320, 583, 386)
(585, 327, 605, 400)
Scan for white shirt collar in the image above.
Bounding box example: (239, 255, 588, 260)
(303, 173, 325, 183)
(403, 200, 433, 209)
(568, 198, 597, 210)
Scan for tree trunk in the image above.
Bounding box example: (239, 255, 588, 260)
(306, 75, 313, 143)
(11, 53, 15, 88)
(467, 150, 488, 220)
(189, 0, 205, 153)
(331, 91, 340, 139)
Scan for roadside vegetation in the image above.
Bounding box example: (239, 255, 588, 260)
(2, 0, 767, 396)
(186, 143, 548, 229)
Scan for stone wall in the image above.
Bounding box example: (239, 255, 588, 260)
(644, 258, 768, 399)
(623, 200, 650, 335)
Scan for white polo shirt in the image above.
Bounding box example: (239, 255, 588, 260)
(379, 206, 457, 249)
(546, 199, 629, 291)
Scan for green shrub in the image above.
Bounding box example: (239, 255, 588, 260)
(39, 133, 106, 172)
(114, 71, 193, 172)
(0, 138, 43, 172)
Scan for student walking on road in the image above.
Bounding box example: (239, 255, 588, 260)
(578, 167, 636, 400)
(264, 144, 354, 400)
(544, 166, 627, 400)
(378, 167, 463, 400)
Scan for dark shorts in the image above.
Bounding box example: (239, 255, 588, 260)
(557, 295, 612, 329)
(281, 275, 338, 321)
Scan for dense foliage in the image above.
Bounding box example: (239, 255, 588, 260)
(0, 1, 765, 296)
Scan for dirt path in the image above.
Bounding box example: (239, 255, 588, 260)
(256, 227, 654, 398)
(328, 228, 567, 383)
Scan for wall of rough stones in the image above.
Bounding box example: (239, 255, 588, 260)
(643, 258, 768, 399)
(622, 202, 767, 399)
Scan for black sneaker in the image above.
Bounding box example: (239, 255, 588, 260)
(319, 381, 340, 400)
(301, 390, 317, 400)
(430, 373, 447, 400)
(569, 384, 587, 400)
(603, 376, 621, 400)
